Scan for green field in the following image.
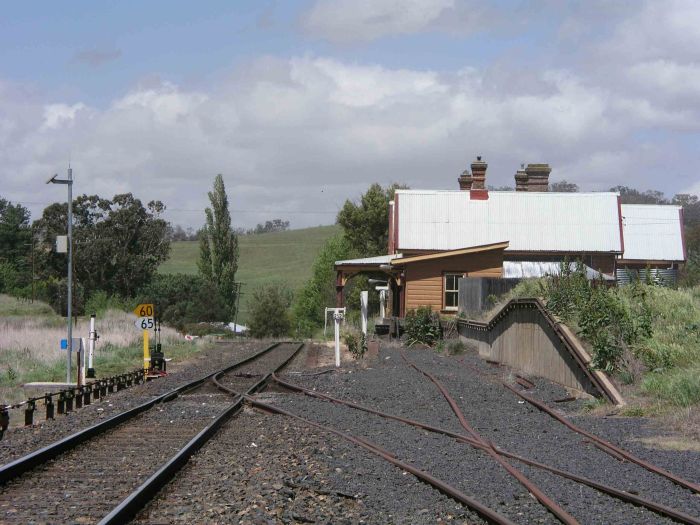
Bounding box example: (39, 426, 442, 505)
(159, 224, 340, 324)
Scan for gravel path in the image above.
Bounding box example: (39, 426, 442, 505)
(0, 340, 267, 465)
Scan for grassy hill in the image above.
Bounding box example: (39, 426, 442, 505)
(159, 224, 340, 324)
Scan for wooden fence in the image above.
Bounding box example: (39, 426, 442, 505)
(458, 277, 521, 313)
(456, 298, 624, 405)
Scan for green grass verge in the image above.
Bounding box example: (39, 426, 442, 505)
(159, 225, 340, 324)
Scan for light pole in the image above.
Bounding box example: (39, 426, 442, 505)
(47, 168, 73, 384)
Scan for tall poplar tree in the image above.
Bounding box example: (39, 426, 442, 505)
(198, 175, 239, 319)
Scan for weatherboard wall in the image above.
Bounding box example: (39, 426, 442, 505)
(404, 251, 503, 312)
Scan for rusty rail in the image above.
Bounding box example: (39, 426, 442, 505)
(401, 352, 580, 525)
(272, 374, 700, 525)
(504, 383, 700, 495)
(242, 393, 518, 525)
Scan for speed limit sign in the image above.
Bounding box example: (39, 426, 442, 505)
(134, 317, 155, 330)
(133, 304, 154, 317)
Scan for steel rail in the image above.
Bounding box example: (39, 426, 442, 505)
(242, 393, 518, 525)
(504, 383, 700, 495)
(98, 342, 305, 525)
(0, 342, 283, 486)
(400, 352, 581, 525)
(272, 374, 700, 525)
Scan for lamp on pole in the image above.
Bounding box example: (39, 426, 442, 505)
(47, 168, 74, 384)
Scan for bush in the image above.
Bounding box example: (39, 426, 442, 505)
(404, 306, 442, 347)
(533, 263, 653, 372)
(0, 262, 21, 294)
(446, 339, 466, 355)
(136, 273, 229, 330)
(292, 234, 352, 337)
(343, 330, 367, 359)
(84, 290, 129, 316)
(248, 283, 293, 339)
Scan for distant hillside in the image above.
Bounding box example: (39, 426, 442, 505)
(159, 224, 340, 324)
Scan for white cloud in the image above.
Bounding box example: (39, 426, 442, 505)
(41, 103, 87, 131)
(303, 0, 455, 42)
(1, 51, 698, 230)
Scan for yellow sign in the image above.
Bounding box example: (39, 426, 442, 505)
(133, 303, 155, 317)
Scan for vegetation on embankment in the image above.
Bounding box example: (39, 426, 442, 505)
(159, 225, 340, 325)
(502, 272, 700, 417)
(0, 294, 205, 405)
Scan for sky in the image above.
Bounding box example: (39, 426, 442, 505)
(1, 0, 699, 229)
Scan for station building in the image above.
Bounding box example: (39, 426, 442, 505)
(334, 158, 687, 316)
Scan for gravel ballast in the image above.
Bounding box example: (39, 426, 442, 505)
(0, 340, 267, 465)
(3, 341, 698, 524)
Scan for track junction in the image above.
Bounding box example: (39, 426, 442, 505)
(0, 341, 698, 524)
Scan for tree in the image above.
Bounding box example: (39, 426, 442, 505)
(0, 198, 32, 293)
(292, 234, 352, 336)
(249, 219, 290, 235)
(336, 183, 407, 257)
(136, 273, 229, 330)
(198, 175, 239, 319)
(550, 180, 579, 192)
(248, 283, 293, 338)
(33, 193, 170, 303)
(0, 198, 31, 264)
(610, 186, 668, 205)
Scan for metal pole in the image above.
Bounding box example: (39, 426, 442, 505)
(66, 167, 73, 384)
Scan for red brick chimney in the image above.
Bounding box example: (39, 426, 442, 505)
(457, 169, 472, 191)
(469, 156, 489, 200)
(524, 163, 551, 192)
(514, 164, 528, 191)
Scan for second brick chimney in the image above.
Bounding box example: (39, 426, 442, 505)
(469, 156, 489, 200)
(514, 164, 528, 191)
(524, 163, 551, 192)
(457, 169, 473, 191)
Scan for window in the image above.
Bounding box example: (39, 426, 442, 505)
(444, 273, 460, 310)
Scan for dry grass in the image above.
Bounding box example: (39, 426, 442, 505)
(0, 295, 196, 405)
(0, 310, 180, 365)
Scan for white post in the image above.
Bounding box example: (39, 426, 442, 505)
(87, 314, 96, 378)
(360, 291, 368, 336)
(379, 289, 386, 319)
(80, 338, 87, 385)
(333, 311, 343, 368)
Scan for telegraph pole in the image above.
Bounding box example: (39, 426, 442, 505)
(47, 167, 74, 383)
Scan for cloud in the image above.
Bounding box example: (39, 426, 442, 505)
(2, 51, 698, 232)
(302, 0, 456, 42)
(73, 48, 122, 67)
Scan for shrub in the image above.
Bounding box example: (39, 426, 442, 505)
(0, 262, 20, 294)
(136, 273, 229, 330)
(84, 291, 129, 316)
(343, 330, 367, 359)
(292, 234, 352, 337)
(404, 306, 442, 347)
(248, 283, 293, 339)
(534, 263, 653, 372)
(446, 339, 466, 355)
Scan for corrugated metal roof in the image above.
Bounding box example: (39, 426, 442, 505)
(504, 261, 615, 280)
(396, 190, 622, 253)
(620, 204, 685, 261)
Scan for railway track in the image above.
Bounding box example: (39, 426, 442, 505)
(234, 351, 700, 524)
(0, 341, 303, 525)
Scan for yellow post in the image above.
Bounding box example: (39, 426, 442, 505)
(143, 329, 150, 376)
